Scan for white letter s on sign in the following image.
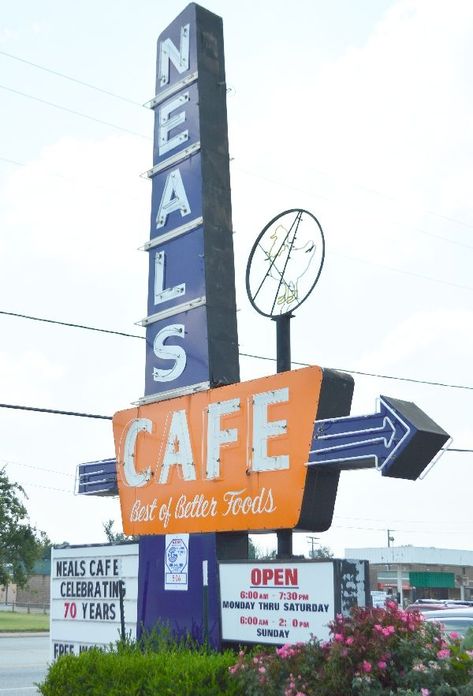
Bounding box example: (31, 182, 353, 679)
(152, 324, 186, 382)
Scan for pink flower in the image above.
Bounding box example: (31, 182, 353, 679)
(362, 660, 372, 673)
(334, 633, 344, 642)
(437, 648, 450, 659)
(421, 689, 430, 696)
(382, 625, 395, 637)
(449, 631, 460, 640)
(277, 643, 298, 659)
(345, 636, 354, 645)
(258, 666, 266, 674)
(378, 660, 387, 670)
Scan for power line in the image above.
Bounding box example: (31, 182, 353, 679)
(303, 164, 473, 232)
(1, 47, 471, 235)
(0, 400, 472, 452)
(0, 155, 146, 202)
(238, 351, 473, 392)
(425, 209, 473, 231)
(19, 480, 74, 495)
(331, 522, 471, 535)
(351, 178, 473, 232)
(0, 83, 150, 140)
(0, 49, 143, 106)
(5, 150, 471, 277)
(0, 155, 25, 167)
(4, 151, 471, 262)
(1, 458, 74, 478)
(0, 310, 144, 339)
(418, 227, 473, 251)
(336, 251, 473, 294)
(335, 514, 473, 526)
(232, 163, 473, 246)
(0, 403, 111, 420)
(2, 309, 473, 392)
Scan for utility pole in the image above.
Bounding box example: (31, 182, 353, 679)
(387, 529, 395, 547)
(307, 535, 318, 559)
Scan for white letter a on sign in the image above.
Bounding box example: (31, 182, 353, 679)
(156, 168, 191, 229)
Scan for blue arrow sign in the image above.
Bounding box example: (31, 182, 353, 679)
(308, 395, 450, 480)
(77, 458, 118, 496)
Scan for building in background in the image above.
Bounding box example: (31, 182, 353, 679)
(346, 547, 473, 606)
(15, 558, 51, 610)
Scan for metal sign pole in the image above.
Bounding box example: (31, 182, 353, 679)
(274, 314, 293, 373)
(119, 580, 126, 642)
(274, 314, 293, 558)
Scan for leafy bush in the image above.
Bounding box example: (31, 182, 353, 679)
(38, 605, 473, 695)
(229, 602, 473, 696)
(463, 628, 473, 652)
(38, 640, 239, 696)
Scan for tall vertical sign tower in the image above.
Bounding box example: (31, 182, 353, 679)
(139, 4, 240, 404)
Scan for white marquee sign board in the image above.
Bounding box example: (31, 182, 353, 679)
(219, 561, 335, 644)
(50, 544, 138, 660)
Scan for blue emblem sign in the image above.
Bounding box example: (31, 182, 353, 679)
(165, 535, 189, 590)
(309, 395, 450, 480)
(139, 4, 239, 403)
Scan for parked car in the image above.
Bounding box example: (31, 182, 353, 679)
(406, 599, 473, 612)
(420, 607, 473, 638)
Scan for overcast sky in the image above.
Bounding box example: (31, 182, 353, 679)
(1, 0, 472, 557)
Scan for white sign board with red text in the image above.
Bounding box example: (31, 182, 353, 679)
(50, 544, 138, 660)
(219, 562, 335, 644)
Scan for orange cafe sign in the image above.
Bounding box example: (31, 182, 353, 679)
(113, 366, 351, 535)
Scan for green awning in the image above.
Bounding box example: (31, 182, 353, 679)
(409, 571, 455, 589)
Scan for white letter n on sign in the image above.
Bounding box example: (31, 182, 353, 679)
(159, 24, 190, 87)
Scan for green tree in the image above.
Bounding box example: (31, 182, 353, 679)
(248, 537, 277, 559)
(310, 544, 333, 559)
(103, 519, 138, 544)
(0, 467, 48, 587)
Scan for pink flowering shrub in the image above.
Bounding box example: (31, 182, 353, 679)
(228, 601, 473, 695)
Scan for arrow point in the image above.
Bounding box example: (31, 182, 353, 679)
(379, 395, 450, 480)
(382, 416, 396, 449)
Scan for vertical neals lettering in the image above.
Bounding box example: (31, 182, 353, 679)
(158, 92, 190, 156)
(156, 169, 191, 229)
(152, 324, 186, 382)
(159, 24, 190, 87)
(153, 250, 185, 306)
